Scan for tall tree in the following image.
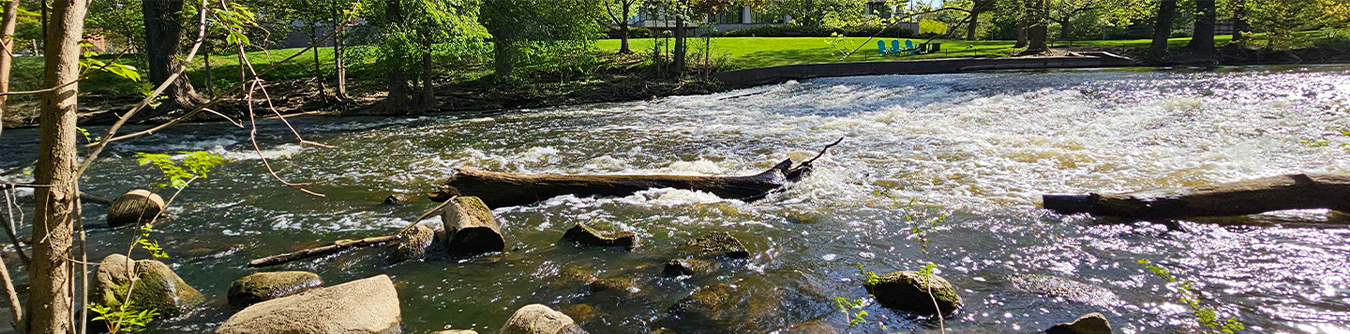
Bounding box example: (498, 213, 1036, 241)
(1150, 0, 1177, 61)
(1230, 0, 1250, 43)
(602, 0, 642, 54)
(1026, 0, 1049, 51)
(143, 0, 204, 117)
(480, 0, 596, 78)
(967, 0, 992, 40)
(0, 0, 20, 136)
(1186, 0, 1216, 57)
(30, 0, 87, 333)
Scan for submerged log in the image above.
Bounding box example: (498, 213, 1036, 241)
(1044, 173, 1350, 219)
(248, 235, 398, 268)
(434, 138, 842, 208)
(437, 160, 796, 208)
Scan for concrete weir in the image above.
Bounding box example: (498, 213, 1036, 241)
(715, 54, 1137, 88)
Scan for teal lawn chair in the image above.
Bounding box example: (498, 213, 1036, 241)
(878, 40, 890, 56)
(891, 40, 901, 55)
(904, 39, 921, 55)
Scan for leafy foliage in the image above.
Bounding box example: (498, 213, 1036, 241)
(135, 151, 228, 190)
(90, 300, 159, 334)
(1138, 259, 1245, 334)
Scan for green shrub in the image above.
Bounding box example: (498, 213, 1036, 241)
(1171, 29, 1192, 38)
(628, 27, 651, 38)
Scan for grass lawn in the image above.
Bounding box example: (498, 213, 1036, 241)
(595, 35, 1240, 70)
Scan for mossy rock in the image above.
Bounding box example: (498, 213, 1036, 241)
(92, 254, 205, 317)
(676, 232, 749, 259)
(663, 259, 715, 277)
(388, 224, 435, 263)
(227, 271, 323, 308)
(1045, 312, 1113, 334)
(562, 222, 636, 249)
(863, 271, 962, 316)
(661, 283, 829, 333)
(1008, 274, 1122, 307)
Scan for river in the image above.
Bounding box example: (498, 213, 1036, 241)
(3, 65, 1350, 333)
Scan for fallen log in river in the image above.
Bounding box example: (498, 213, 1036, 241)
(1043, 173, 1350, 219)
(434, 138, 841, 208)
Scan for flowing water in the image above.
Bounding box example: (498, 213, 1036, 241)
(3, 65, 1350, 333)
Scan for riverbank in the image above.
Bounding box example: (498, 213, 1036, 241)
(2, 33, 1348, 128)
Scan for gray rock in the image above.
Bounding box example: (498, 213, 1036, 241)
(389, 224, 436, 263)
(661, 283, 829, 334)
(864, 271, 962, 316)
(1045, 313, 1112, 334)
(227, 271, 323, 308)
(561, 222, 636, 249)
(499, 304, 588, 334)
(92, 254, 205, 317)
(215, 275, 402, 334)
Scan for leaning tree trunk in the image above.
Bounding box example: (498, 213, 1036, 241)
(142, 0, 203, 118)
(966, 3, 982, 41)
(1043, 173, 1350, 219)
(30, 0, 87, 333)
(1186, 0, 1216, 58)
(435, 159, 811, 209)
(1150, 0, 1178, 62)
(0, 0, 18, 137)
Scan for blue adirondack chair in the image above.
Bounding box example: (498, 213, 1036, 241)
(891, 40, 901, 55)
(877, 40, 890, 55)
(904, 39, 921, 55)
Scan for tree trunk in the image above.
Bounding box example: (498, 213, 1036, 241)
(203, 40, 214, 98)
(385, 0, 408, 109)
(30, 0, 88, 333)
(334, 8, 348, 99)
(673, 14, 686, 73)
(434, 159, 805, 209)
(420, 40, 434, 111)
(1150, 0, 1178, 62)
(142, 0, 202, 117)
(0, 0, 18, 137)
(1059, 16, 1072, 42)
(493, 36, 515, 78)
(1186, 0, 1216, 57)
(1231, 0, 1250, 43)
(619, 4, 632, 54)
(1014, 3, 1029, 48)
(310, 22, 326, 99)
(965, 3, 981, 41)
(441, 196, 504, 255)
(1043, 173, 1350, 219)
(1027, 0, 1049, 51)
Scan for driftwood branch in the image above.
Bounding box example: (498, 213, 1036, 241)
(247, 235, 397, 268)
(1044, 173, 1350, 219)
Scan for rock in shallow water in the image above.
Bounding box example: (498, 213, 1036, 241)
(215, 275, 401, 334)
(677, 232, 749, 259)
(1007, 274, 1123, 307)
(442, 196, 505, 255)
(663, 258, 715, 277)
(660, 283, 830, 334)
(499, 304, 588, 334)
(1044, 312, 1112, 334)
(562, 222, 636, 249)
(227, 271, 323, 308)
(92, 254, 205, 317)
(389, 224, 435, 263)
(863, 271, 962, 316)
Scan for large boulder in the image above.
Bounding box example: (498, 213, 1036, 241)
(389, 224, 436, 263)
(226, 271, 323, 308)
(660, 283, 830, 334)
(106, 189, 164, 228)
(499, 304, 588, 334)
(863, 271, 962, 316)
(215, 275, 402, 334)
(92, 254, 205, 317)
(1045, 313, 1112, 334)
